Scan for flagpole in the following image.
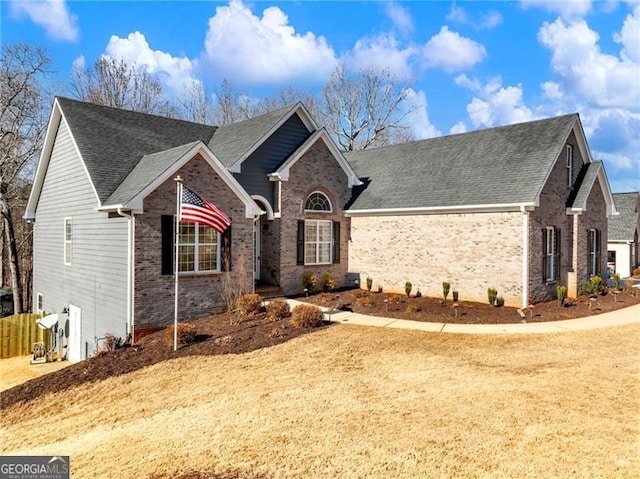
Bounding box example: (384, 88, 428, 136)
(174, 175, 183, 352)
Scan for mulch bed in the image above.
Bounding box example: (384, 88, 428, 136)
(301, 287, 640, 324)
(1, 311, 330, 410)
(3, 287, 639, 410)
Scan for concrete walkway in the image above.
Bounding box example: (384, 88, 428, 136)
(286, 299, 640, 334)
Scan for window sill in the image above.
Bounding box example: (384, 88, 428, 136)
(178, 271, 222, 278)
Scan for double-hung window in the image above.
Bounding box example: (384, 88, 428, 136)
(588, 229, 601, 277)
(64, 218, 72, 265)
(178, 222, 220, 273)
(296, 192, 340, 266)
(566, 145, 573, 187)
(304, 220, 333, 265)
(543, 226, 560, 282)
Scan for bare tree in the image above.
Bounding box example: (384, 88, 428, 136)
(319, 64, 414, 151)
(1, 44, 51, 313)
(177, 81, 215, 124)
(212, 79, 253, 126)
(70, 56, 176, 116)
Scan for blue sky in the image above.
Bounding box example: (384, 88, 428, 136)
(2, 0, 639, 193)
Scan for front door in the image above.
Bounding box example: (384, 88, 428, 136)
(68, 304, 82, 361)
(254, 219, 261, 281)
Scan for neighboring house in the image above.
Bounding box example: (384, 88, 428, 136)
(345, 113, 616, 306)
(26, 98, 615, 359)
(607, 192, 640, 278)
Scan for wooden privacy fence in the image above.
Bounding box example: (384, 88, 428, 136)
(0, 313, 48, 359)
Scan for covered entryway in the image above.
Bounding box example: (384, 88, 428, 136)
(252, 196, 280, 289)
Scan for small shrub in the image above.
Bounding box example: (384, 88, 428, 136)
(557, 285, 567, 306)
(405, 303, 420, 313)
(266, 327, 286, 339)
(633, 266, 640, 277)
(415, 289, 422, 298)
(377, 285, 383, 293)
(590, 275, 602, 294)
(164, 323, 197, 348)
(611, 272, 621, 291)
(291, 304, 324, 329)
(356, 296, 375, 307)
(442, 282, 450, 301)
(266, 298, 290, 322)
(236, 293, 262, 316)
(388, 294, 403, 304)
(321, 273, 337, 292)
(214, 334, 233, 346)
(487, 287, 498, 306)
(366, 277, 373, 291)
(405, 281, 412, 297)
(302, 272, 318, 293)
(452, 290, 459, 302)
(579, 280, 594, 297)
(495, 295, 505, 307)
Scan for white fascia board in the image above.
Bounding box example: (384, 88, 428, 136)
(25, 99, 102, 218)
(111, 142, 262, 218)
(228, 103, 317, 174)
(345, 203, 534, 217)
(272, 128, 362, 187)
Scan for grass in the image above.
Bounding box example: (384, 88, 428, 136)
(1, 325, 639, 478)
(0, 355, 72, 392)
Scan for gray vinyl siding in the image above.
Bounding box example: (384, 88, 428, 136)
(235, 114, 310, 206)
(32, 117, 129, 359)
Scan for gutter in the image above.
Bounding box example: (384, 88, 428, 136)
(116, 208, 135, 344)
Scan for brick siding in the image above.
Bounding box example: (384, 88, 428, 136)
(133, 154, 253, 330)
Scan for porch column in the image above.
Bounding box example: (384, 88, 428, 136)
(567, 213, 581, 299)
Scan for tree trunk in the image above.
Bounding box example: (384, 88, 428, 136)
(0, 191, 23, 313)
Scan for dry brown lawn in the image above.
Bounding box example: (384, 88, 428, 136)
(0, 355, 73, 392)
(1, 325, 639, 478)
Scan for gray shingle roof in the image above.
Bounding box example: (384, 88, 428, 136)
(208, 104, 296, 167)
(345, 113, 578, 210)
(568, 161, 602, 210)
(609, 192, 639, 241)
(106, 141, 202, 205)
(57, 97, 217, 204)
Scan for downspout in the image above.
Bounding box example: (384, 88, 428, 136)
(521, 205, 529, 310)
(117, 208, 134, 344)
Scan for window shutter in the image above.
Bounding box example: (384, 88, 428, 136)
(161, 215, 174, 275)
(297, 220, 305, 265)
(221, 225, 232, 271)
(332, 220, 340, 264)
(596, 229, 601, 275)
(554, 228, 561, 281)
(542, 228, 547, 282)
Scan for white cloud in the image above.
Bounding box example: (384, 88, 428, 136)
(345, 33, 416, 80)
(541, 81, 563, 100)
(422, 26, 487, 72)
(385, 2, 413, 34)
(538, 16, 640, 108)
(522, 0, 592, 20)
(201, 0, 337, 85)
(449, 121, 467, 134)
(446, 5, 503, 30)
(9, 0, 79, 41)
(456, 75, 536, 128)
(104, 32, 198, 93)
(401, 89, 440, 139)
(615, 5, 640, 63)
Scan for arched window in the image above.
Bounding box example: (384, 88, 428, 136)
(304, 192, 332, 212)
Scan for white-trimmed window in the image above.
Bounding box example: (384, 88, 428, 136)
(304, 220, 333, 265)
(178, 222, 220, 273)
(64, 218, 72, 265)
(588, 229, 601, 277)
(566, 145, 573, 187)
(304, 192, 332, 212)
(36, 293, 43, 313)
(543, 226, 561, 282)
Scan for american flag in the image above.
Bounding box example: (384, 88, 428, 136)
(180, 185, 231, 233)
